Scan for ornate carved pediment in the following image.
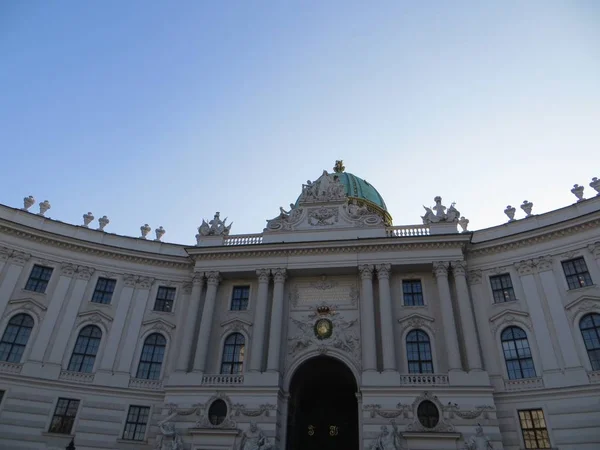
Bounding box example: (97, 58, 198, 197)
(141, 318, 176, 337)
(489, 309, 532, 335)
(220, 318, 252, 335)
(565, 295, 600, 320)
(5, 298, 47, 321)
(398, 313, 436, 334)
(76, 310, 113, 328)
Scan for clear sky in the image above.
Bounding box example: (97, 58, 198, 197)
(1, 1, 599, 244)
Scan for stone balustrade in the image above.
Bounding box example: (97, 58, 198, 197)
(201, 374, 244, 385)
(385, 225, 430, 237)
(128, 378, 164, 390)
(223, 234, 263, 246)
(504, 376, 544, 391)
(399, 374, 448, 385)
(59, 370, 95, 384)
(588, 370, 600, 384)
(0, 361, 23, 374)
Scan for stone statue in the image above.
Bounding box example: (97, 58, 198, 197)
(238, 422, 272, 450)
(463, 423, 493, 450)
(446, 202, 460, 222)
(421, 197, 461, 224)
(155, 421, 183, 450)
(370, 423, 403, 450)
(347, 199, 369, 217)
(198, 212, 233, 236)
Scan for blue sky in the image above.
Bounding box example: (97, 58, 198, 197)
(1, 1, 599, 244)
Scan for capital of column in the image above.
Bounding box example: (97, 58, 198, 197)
(359, 264, 374, 279)
(8, 250, 30, 266)
(467, 270, 482, 285)
(0, 247, 10, 261)
(515, 259, 536, 276)
(206, 271, 221, 286)
(588, 242, 600, 259)
(375, 263, 391, 279)
(432, 261, 450, 278)
(451, 260, 467, 277)
(256, 268, 270, 284)
(533, 256, 553, 272)
(75, 265, 95, 281)
(60, 263, 77, 277)
(192, 272, 205, 285)
(272, 268, 287, 284)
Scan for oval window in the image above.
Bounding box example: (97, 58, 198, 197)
(208, 399, 227, 426)
(417, 400, 439, 429)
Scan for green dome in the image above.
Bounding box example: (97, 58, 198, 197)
(297, 161, 392, 224)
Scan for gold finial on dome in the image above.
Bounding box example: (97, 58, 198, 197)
(333, 160, 345, 173)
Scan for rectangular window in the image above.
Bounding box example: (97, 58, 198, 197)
(562, 257, 593, 290)
(402, 280, 424, 306)
(122, 405, 150, 441)
(91, 277, 116, 304)
(518, 409, 551, 449)
(49, 398, 79, 434)
(153, 287, 176, 312)
(230, 286, 250, 311)
(24, 265, 53, 293)
(490, 274, 517, 303)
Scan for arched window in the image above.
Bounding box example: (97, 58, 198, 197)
(501, 326, 536, 379)
(406, 329, 433, 373)
(0, 313, 34, 363)
(579, 313, 600, 371)
(220, 333, 245, 375)
(67, 325, 102, 373)
(136, 333, 166, 380)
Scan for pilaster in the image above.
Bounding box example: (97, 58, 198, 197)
(267, 268, 287, 372)
(433, 261, 462, 371)
(452, 261, 482, 371)
(376, 264, 396, 371)
(0, 251, 29, 319)
(193, 271, 221, 373)
(249, 269, 271, 372)
(176, 273, 204, 372)
(359, 265, 377, 372)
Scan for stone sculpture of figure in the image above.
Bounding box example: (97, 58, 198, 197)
(464, 423, 493, 450)
(347, 199, 369, 217)
(238, 422, 272, 450)
(198, 212, 233, 236)
(446, 202, 460, 222)
(155, 421, 183, 450)
(370, 423, 403, 450)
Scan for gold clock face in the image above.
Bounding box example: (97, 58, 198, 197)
(314, 318, 333, 339)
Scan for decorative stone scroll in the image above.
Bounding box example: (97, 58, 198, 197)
(232, 403, 276, 417)
(444, 404, 495, 420)
(363, 404, 411, 419)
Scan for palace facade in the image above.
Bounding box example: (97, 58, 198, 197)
(0, 162, 599, 450)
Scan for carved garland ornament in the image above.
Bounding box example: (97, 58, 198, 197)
(363, 403, 411, 419)
(444, 403, 496, 420)
(232, 403, 276, 417)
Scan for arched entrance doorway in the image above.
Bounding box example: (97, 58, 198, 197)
(286, 356, 359, 450)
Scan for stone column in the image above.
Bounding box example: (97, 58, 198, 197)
(359, 265, 377, 371)
(48, 266, 95, 364)
(467, 271, 500, 374)
(176, 273, 205, 372)
(249, 269, 271, 372)
(376, 264, 396, 371)
(193, 271, 220, 373)
(29, 263, 75, 362)
(452, 261, 483, 371)
(515, 260, 559, 372)
(117, 277, 154, 373)
(0, 251, 29, 319)
(433, 261, 462, 371)
(267, 268, 287, 372)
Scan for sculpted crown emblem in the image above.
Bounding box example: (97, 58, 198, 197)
(333, 160, 345, 173)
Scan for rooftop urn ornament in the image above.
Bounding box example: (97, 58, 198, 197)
(38, 200, 51, 216)
(504, 205, 516, 222)
(198, 211, 232, 236)
(520, 200, 533, 217)
(571, 184, 585, 202)
(22, 195, 35, 211)
(82, 212, 94, 227)
(140, 224, 151, 239)
(154, 226, 165, 241)
(458, 216, 469, 232)
(590, 177, 600, 196)
(97, 215, 109, 231)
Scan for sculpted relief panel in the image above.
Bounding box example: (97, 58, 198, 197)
(290, 275, 359, 309)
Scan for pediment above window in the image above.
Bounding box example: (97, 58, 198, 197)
(76, 310, 113, 327)
(489, 309, 532, 335)
(398, 313, 435, 334)
(141, 318, 176, 337)
(5, 298, 47, 321)
(220, 318, 252, 335)
(565, 295, 600, 320)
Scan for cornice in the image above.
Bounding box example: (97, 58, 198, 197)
(186, 238, 467, 261)
(468, 216, 600, 257)
(0, 221, 192, 269)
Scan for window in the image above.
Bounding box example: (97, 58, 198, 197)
(518, 409, 551, 449)
(220, 333, 245, 374)
(406, 329, 433, 373)
(67, 325, 102, 373)
(501, 326, 536, 379)
(230, 286, 250, 311)
(208, 399, 227, 426)
(579, 313, 600, 371)
(0, 313, 34, 363)
(562, 257, 593, 290)
(490, 274, 517, 303)
(417, 401, 439, 429)
(91, 278, 116, 304)
(122, 405, 150, 441)
(136, 333, 166, 380)
(24, 265, 53, 293)
(402, 280, 424, 306)
(154, 286, 176, 312)
(49, 398, 79, 434)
